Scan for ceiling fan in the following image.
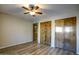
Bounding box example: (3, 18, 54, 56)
(22, 4, 43, 17)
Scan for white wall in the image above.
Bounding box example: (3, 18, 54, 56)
(35, 10, 79, 54)
(0, 13, 33, 49)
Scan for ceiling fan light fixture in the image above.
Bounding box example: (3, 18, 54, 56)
(22, 4, 43, 17)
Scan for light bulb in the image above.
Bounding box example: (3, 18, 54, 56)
(30, 12, 35, 15)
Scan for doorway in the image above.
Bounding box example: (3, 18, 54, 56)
(55, 17, 76, 53)
(33, 23, 38, 43)
(40, 21, 51, 45)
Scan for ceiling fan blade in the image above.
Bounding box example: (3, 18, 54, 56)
(24, 12, 29, 14)
(35, 6, 39, 10)
(33, 15, 35, 17)
(35, 12, 42, 14)
(22, 6, 29, 11)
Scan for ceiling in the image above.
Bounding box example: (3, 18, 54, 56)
(0, 4, 79, 21)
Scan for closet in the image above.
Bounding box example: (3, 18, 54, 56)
(40, 21, 51, 45)
(55, 17, 76, 52)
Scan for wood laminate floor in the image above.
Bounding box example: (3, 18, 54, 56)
(0, 42, 76, 55)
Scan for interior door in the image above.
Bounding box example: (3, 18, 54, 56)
(55, 19, 64, 48)
(45, 21, 51, 45)
(40, 21, 51, 45)
(40, 22, 46, 44)
(33, 23, 38, 43)
(64, 17, 76, 52)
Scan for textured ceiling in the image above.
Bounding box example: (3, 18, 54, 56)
(0, 4, 79, 21)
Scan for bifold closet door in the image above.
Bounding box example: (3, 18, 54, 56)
(55, 17, 76, 52)
(45, 21, 51, 45)
(64, 17, 76, 52)
(55, 19, 64, 48)
(40, 21, 51, 45)
(40, 22, 46, 44)
(33, 23, 38, 43)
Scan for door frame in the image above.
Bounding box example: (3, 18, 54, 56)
(33, 23, 38, 43)
(40, 21, 51, 45)
(55, 17, 76, 53)
(37, 20, 52, 46)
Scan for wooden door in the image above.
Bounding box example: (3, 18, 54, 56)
(55, 17, 76, 52)
(55, 19, 64, 48)
(40, 21, 51, 45)
(33, 23, 38, 43)
(40, 22, 46, 44)
(64, 17, 76, 52)
(45, 21, 51, 45)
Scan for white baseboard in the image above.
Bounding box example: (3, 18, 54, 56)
(0, 41, 32, 49)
